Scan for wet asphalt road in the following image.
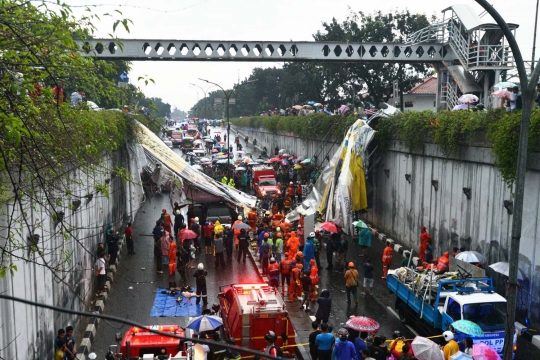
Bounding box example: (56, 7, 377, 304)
(88, 125, 540, 359)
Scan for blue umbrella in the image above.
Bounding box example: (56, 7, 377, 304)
(186, 315, 223, 332)
(324, 110, 332, 115)
(307, 101, 317, 105)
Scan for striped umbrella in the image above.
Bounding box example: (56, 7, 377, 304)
(186, 315, 223, 332)
(345, 316, 380, 332)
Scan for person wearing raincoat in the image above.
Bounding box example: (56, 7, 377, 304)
(162, 209, 172, 234)
(287, 232, 300, 261)
(303, 233, 316, 272)
(358, 226, 372, 257)
(214, 220, 224, 237)
(221, 176, 228, 184)
(247, 207, 258, 233)
(228, 178, 235, 188)
(168, 238, 177, 275)
(232, 215, 243, 247)
(309, 259, 319, 301)
(241, 172, 248, 191)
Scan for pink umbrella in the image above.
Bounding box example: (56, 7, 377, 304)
(338, 105, 350, 113)
(345, 316, 380, 332)
(281, 160, 289, 166)
(472, 342, 501, 360)
(492, 89, 512, 98)
(269, 157, 281, 163)
(320, 222, 339, 233)
(180, 230, 198, 240)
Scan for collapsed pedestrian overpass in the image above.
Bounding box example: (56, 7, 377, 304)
(80, 4, 520, 110)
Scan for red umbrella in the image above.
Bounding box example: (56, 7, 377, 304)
(269, 157, 281, 163)
(181, 230, 198, 239)
(211, 149, 219, 153)
(320, 222, 339, 233)
(219, 141, 226, 145)
(345, 316, 380, 332)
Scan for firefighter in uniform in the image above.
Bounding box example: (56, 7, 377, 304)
(296, 182, 303, 203)
(287, 182, 296, 198)
(162, 209, 172, 235)
(268, 257, 280, 289)
(382, 241, 393, 279)
(288, 263, 303, 302)
(280, 252, 296, 296)
(287, 231, 300, 261)
(247, 207, 258, 233)
(232, 215, 243, 248)
(309, 259, 319, 301)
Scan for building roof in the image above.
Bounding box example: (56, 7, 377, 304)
(407, 76, 437, 95)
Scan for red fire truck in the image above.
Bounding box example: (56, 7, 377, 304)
(217, 283, 295, 356)
(108, 325, 187, 359)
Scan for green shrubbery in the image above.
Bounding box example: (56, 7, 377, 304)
(232, 109, 540, 186)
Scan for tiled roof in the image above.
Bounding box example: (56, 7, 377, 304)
(407, 76, 437, 95)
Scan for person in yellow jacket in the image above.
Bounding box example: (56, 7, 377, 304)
(214, 220, 224, 236)
(221, 176, 228, 184)
(442, 331, 459, 360)
(228, 178, 235, 188)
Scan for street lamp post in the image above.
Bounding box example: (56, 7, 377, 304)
(473, 2, 540, 359)
(190, 83, 219, 120)
(198, 78, 258, 181)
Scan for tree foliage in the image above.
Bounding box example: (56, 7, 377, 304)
(0, 0, 146, 277)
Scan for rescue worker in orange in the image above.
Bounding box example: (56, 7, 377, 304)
(287, 181, 296, 197)
(247, 207, 258, 233)
(287, 232, 300, 260)
(271, 213, 283, 228)
(437, 251, 450, 272)
(162, 209, 172, 234)
(309, 259, 319, 301)
(284, 196, 292, 212)
(232, 215, 243, 248)
(280, 252, 296, 296)
(296, 182, 303, 203)
(288, 263, 303, 302)
(382, 241, 393, 279)
(267, 257, 280, 289)
(271, 202, 279, 215)
(419, 225, 431, 262)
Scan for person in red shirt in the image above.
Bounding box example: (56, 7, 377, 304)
(419, 225, 431, 262)
(125, 222, 135, 254)
(203, 222, 215, 255)
(382, 241, 393, 279)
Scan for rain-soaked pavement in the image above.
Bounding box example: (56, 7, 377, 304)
(89, 125, 539, 359)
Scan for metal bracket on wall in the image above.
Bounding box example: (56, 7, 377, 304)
(405, 174, 411, 183)
(431, 180, 439, 191)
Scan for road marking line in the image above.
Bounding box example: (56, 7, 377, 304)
(387, 306, 420, 336)
(406, 325, 419, 337)
(387, 306, 400, 319)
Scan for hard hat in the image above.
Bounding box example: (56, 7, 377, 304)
(194, 217, 199, 222)
(270, 257, 276, 263)
(276, 227, 281, 232)
(338, 328, 349, 340)
(392, 331, 402, 339)
(348, 262, 354, 268)
(310, 259, 315, 264)
(277, 232, 282, 237)
(264, 331, 277, 343)
(443, 331, 454, 341)
(297, 251, 303, 256)
(162, 208, 167, 213)
(264, 233, 269, 238)
(175, 210, 181, 215)
(205, 222, 209, 226)
(297, 225, 302, 228)
(290, 182, 293, 185)
(309, 232, 315, 237)
(197, 263, 204, 270)
(238, 215, 243, 220)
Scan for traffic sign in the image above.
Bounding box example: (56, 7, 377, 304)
(118, 71, 129, 82)
(214, 98, 222, 105)
(229, 98, 236, 105)
(117, 82, 129, 88)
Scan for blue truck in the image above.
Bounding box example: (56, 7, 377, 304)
(387, 269, 516, 356)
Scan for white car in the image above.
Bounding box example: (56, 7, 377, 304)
(163, 140, 173, 148)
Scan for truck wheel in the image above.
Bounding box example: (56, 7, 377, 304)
(398, 303, 408, 324)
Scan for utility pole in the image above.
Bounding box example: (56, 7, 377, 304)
(473, 1, 540, 359)
(190, 83, 218, 120)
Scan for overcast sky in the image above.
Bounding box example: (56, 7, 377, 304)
(64, 0, 538, 112)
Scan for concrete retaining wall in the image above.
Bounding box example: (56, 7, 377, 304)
(0, 145, 145, 360)
(235, 125, 540, 326)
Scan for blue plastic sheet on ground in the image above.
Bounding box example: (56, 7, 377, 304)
(150, 287, 203, 317)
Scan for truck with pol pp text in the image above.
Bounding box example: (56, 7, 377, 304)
(251, 166, 281, 199)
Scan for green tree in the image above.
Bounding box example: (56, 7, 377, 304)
(314, 10, 435, 107)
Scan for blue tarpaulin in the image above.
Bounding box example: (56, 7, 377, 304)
(150, 287, 203, 317)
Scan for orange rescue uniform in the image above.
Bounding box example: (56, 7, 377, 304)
(382, 245, 393, 279)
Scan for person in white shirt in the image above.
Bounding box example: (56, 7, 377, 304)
(193, 335, 210, 360)
(71, 88, 84, 106)
(94, 253, 107, 295)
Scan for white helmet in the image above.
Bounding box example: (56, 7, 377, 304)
(309, 232, 315, 237)
(194, 217, 199, 222)
(290, 182, 293, 185)
(443, 331, 454, 341)
(197, 263, 204, 270)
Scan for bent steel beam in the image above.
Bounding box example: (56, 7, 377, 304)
(77, 39, 450, 62)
